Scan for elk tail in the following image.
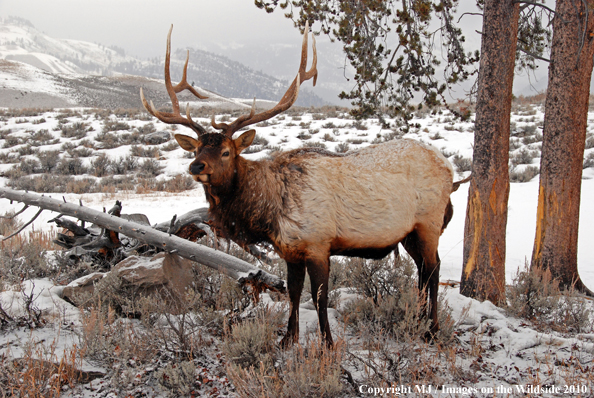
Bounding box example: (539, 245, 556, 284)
(452, 175, 472, 192)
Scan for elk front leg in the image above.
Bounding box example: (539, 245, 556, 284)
(306, 256, 333, 347)
(281, 261, 306, 347)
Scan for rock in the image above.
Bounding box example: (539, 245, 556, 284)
(61, 253, 196, 312)
(62, 272, 106, 305)
(115, 252, 193, 291)
(143, 131, 171, 145)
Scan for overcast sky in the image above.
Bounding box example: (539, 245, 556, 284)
(0, 0, 298, 58)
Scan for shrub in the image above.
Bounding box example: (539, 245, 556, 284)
(37, 150, 60, 172)
(300, 141, 327, 149)
(452, 154, 472, 173)
(0, 234, 53, 284)
(136, 122, 156, 135)
(17, 159, 41, 175)
(130, 145, 161, 158)
(160, 175, 195, 192)
(352, 120, 368, 130)
(296, 132, 312, 140)
(3, 135, 21, 148)
(91, 153, 112, 177)
(509, 165, 539, 182)
(335, 142, 350, 153)
(138, 158, 164, 177)
(161, 140, 180, 152)
(120, 131, 143, 145)
(222, 308, 282, 370)
(102, 120, 131, 132)
(509, 137, 522, 151)
(95, 131, 120, 149)
(56, 157, 87, 175)
(346, 138, 367, 145)
(506, 265, 593, 334)
(17, 144, 37, 156)
(110, 155, 138, 174)
(155, 361, 196, 396)
(66, 178, 97, 194)
(61, 122, 91, 139)
(510, 148, 538, 166)
(227, 337, 346, 398)
(67, 147, 94, 158)
(30, 129, 57, 146)
(0, 128, 13, 139)
(98, 176, 135, 192)
(322, 133, 336, 142)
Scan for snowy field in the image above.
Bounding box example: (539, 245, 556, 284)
(1, 104, 593, 396)
(1, 105, 593, 287)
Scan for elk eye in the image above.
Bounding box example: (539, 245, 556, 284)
(222, 151, 230, 157)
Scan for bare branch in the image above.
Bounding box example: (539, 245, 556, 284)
(515, 1, 560, 18)
(3, 208, 43, 241)
(457, 12, 483, 24)
(0, 204, 29, 219)
(0, 187, 286, 293)
(517, 44, 551, 62)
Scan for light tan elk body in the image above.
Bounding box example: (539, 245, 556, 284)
(141, 24, 464, 346)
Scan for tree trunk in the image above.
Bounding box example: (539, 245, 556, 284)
(460, 0, 519, 304)
(531, 0, 594, 295)
(0, 187, 286, 294)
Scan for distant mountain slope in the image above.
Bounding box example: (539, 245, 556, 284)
(0, 58, 279, 110)
(0, 16, 325, 107)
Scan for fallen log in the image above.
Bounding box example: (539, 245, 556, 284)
(0, 187, 286, 294)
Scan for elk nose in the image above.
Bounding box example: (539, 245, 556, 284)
(190, 162, 206, 175)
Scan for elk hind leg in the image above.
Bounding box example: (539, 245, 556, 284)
(305, 255, 333, 347)
(402, 228, 441, 338)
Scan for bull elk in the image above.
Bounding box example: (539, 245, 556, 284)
(141, 24, 467, 346)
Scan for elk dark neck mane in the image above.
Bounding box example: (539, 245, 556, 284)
(205, 154, 302, 248)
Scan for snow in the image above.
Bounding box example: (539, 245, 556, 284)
(0, 59, 73, 101)
(1, 103, 593, 395)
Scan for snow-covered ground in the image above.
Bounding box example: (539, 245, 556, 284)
(1, 105, 593, 287)
(0, 104, 593, 396)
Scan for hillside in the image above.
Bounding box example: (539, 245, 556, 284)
(0, 16, 325, 108)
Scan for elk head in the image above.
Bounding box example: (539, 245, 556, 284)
(140, 24, 317, 190)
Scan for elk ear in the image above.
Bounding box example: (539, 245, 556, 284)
(174, 134, 199, 152)
(234, 129, 256, 154)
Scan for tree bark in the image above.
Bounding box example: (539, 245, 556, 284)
(0, 187, 286, 294)
(461, 0, 519, 304)
(531, 0, 594, 295)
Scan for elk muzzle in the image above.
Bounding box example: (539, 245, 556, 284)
(190, 161, 206, 175)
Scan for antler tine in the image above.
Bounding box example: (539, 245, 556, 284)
(174, 50, 208, 100)
(139, 25, 208, 136)
(211, 98, 256, 136)
(211, 22, 317, 137)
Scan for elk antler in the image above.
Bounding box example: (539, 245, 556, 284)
(211, 21, 318, 137)
(140, 25, 208, 136)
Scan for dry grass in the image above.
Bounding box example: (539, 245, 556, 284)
(227, 336, 348, 398)
(0, 338, 87, 398)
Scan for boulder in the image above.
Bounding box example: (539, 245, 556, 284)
(61, 253, 195, 312)
(143, 131, 171, 145)
(114, 252, 194, 294)
(62, 272, 106, 305)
